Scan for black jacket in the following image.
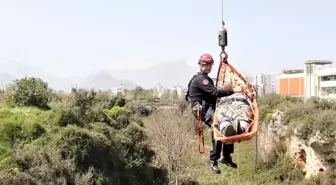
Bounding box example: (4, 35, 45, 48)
(187, 72, 234, 109)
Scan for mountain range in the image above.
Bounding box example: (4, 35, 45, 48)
(108, 60, 200, 89)
(0, 60, 267, 91)
(0, 61, 200, 91)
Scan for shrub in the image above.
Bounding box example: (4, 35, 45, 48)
(68, 88, 96, 116)
(0, 84, 170, 184)
(106, 106, 130, 119)
(8, 77, 53, 109)
(57, 108, 84, 127)
(257, 93, 304, 124)
(93, 92, 126, 110)
(281, 97, 336, 139)
(124, 101, 154, 117)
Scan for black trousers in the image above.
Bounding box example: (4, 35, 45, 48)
(194, 105, 234, 161)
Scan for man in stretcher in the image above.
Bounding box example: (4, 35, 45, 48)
(215, 87, 254, 137)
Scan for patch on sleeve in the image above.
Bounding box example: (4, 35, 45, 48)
(203, 79, 209, 85)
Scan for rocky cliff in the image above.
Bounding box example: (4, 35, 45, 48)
(258, 109, 336, 181)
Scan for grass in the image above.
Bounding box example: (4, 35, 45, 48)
(185, 127, 305, 185)
(188, 129, 274, 185)
(195, 132, 261, 185)
(180, 94, 336, 185)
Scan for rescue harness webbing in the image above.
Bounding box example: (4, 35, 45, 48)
(215, 51, 228, 88)
(198, 107, 205, 154)
(193, 102, 205, 154)
(216, 50, 253, 98)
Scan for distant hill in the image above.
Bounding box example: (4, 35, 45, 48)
(0, 62, 138, 91)
(0, 60, 258, 91)
(107, 60, 260, 89)
(78, 70, 137, 90)
(109, 60, 199, 89)
(0, 62, 80, 91)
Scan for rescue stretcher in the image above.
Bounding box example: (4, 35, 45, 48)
(196, 12, 259, 154)
(212, 51, 259, 144)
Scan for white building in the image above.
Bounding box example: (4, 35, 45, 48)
(253, 73, 273, 96)
(153, 83, 165, 98)
(304, 60, 335, 99)
(172, 85, 187, 98)
(111, 84, 124, 95)
(276, 60, 336, 99)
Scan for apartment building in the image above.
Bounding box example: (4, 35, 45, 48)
(276, 60, 335, 99)
(253, 73, 273, 96)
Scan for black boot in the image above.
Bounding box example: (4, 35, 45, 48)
(220, 155, 238, 168)
(208, 160, 221, 174)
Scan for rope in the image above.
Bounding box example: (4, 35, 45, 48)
(237, 143, 240, 185)
(255, 131, 258, 171)
(221, 0, 225, 26)
(193, 103, 205, 154)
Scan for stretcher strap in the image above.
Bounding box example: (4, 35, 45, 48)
(217, 54, 255, 102)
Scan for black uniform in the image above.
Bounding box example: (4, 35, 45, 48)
(186, 72, 235, 166)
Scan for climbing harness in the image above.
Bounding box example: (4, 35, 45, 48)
(192, 102, 205, 154)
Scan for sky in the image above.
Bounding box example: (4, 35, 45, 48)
(0, 0, 335, 78)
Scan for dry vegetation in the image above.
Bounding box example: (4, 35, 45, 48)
(144, 106, 198, 185)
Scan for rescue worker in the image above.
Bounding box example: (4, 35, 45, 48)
(185, 53, 243, 174)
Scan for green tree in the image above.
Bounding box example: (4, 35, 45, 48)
(133, 86, 144, 100)
(9, 77, 53, 109)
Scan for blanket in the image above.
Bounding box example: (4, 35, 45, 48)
(215, 92, 253, 136)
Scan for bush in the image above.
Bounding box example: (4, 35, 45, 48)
(94, 92, 126, 110)
(57, 108, 85, 127)
(125, 102, 153, 117)
(68, 88, 96, 117)
(279, 97, 336, 139)
(0, 93, 169, 185)
(258, 93, 304, 123)
(7, 77, 53, 109)
(0, 82, 172, 184)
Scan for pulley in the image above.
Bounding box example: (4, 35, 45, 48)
(218, 25, 228, 52)
(218, 0, 228, 52)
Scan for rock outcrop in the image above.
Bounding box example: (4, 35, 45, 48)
(258, 110, 336, 179)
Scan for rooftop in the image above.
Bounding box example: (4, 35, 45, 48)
(304, 60, 333, 65)
(281, 69, 304, 74)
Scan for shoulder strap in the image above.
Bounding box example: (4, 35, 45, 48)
(185, 72, 201, 101)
